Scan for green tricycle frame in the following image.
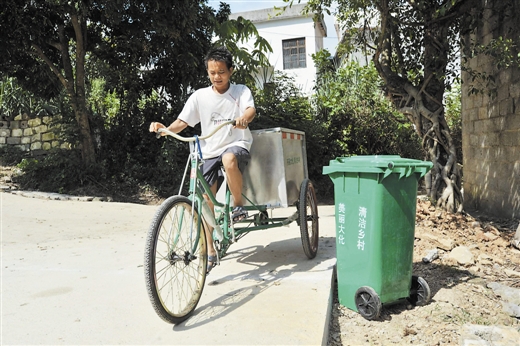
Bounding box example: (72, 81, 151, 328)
(144, 120, 319, 324)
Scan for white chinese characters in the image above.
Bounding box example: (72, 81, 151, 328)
(357, 206, 367, 251)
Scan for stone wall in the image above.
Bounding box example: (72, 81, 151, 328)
(0, 113, 70, 153)
(461, 0, 520, 219)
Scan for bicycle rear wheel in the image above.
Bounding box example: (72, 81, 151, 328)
(144, 195, 207, 324)
(299, 178, 319, 259)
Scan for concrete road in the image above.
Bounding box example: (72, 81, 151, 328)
(1, 192, 336, 345)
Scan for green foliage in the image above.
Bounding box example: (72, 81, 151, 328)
(0, 76, 57, 119)
(93, 89, 191, 199)
(462, 36, 520, 97)
(0, 0, 239, 166)
(313, 52, 423, 161)
(15, 149, 87, 194)
(0, 1, 273, 198)
(2, 0, 435, 205)
(88, 78, 120, 126)
(213, 16, 273, 86)
(445, 83, 462, 129)
(444, 82, 462, 163)
(0, 146, 26, 166)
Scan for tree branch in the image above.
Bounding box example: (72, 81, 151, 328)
(71, 13, 86, 102)
(30, 43, 67, 88)
(57, 23, 75, 91)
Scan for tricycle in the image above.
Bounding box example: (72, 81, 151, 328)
(144, 120, 319, 324)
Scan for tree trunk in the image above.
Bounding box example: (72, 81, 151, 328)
(373, 0, 463, 213)
(70, 12, 96, 167)
(31, 10, 96, 167)
(75, 106, 96, 166)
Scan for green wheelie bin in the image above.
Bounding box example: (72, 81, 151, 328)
(323, 155, 433, 320)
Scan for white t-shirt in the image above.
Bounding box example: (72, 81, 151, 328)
(178, 84, 255, 159)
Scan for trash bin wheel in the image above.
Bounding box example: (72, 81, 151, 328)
(407, 275, 431, 306)
(355, 286, 382, 320)
(299, 178, 319, 259)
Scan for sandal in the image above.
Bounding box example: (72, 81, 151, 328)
(232, 206, 248, 222)
(206, 254, 217, 275)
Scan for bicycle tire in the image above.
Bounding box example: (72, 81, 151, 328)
(299, 179, 319, 259)
(144, 195, 207, 324)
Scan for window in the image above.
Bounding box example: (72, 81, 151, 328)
(283, 38, 306, 69)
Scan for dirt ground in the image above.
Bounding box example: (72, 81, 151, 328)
(327, 198, 520, 345)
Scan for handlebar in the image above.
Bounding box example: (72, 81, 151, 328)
(156, 120, 236, 141)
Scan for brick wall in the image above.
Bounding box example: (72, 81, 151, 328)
(0, 113, 70, 152)
(461, 0, 520, 219)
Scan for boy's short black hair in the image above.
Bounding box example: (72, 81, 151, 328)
(205, 46, 234, 70)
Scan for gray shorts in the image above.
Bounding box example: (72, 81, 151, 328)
(201, 146, 251, 189)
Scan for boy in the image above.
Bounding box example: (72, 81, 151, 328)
(149, 46, 256, 273)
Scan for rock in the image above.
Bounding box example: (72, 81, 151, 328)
(484, 224, 501, 235)
(467, 277, 487, 286)
(501, 301, 520, 318)
(470, 221, 481, 228)
(488, 282, 520, 305)
(415, 231, 456, 251)
(484, 232, 500, 241)
(434, 288, 460, 305)
(447, 246, 474, 266)
(460, 324, 520, 345)
(422, 248, 439, 263)
(487, 282, 520, 318)
(503, 268, 520, 278)
(493, 237, 510, 248)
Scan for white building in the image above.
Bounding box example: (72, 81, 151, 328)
(230, 3, 328, 95)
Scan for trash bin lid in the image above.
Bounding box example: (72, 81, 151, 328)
(322, 155, 433, 179)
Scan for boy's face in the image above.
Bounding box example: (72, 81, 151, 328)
(207, 60, 233, 94)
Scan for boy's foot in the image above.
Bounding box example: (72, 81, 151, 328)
(207, 254, 217, 275)
(232, 206, 248, 222)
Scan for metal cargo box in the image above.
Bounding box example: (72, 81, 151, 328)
(242, 127, 308, 208)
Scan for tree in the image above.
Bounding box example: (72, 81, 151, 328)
(288, 0, 480, 212)
(312, 55, 423, 162)
(0, 0, 269, 168)
(213, 15, 273, 86)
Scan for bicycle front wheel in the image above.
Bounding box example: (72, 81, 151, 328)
(144, 195, 207, 324)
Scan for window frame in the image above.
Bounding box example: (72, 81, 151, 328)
(282, 37, 307, 70)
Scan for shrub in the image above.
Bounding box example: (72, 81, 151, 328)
(0, 146, 26, 166)
(15, 149, 87, 194)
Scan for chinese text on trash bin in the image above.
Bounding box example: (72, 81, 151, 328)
(336, 204, 368, 250)
(337, 203, 346, 245)
(358, 206, 367, 250)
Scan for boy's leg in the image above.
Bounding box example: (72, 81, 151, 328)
(221, 152, 244, 206)
(222, 147, 250, 205)
(203, 184, 218, 255)
(221, 147, 250, 221)
(203, 183, 218, 273)
(200, 157, 221, 259)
